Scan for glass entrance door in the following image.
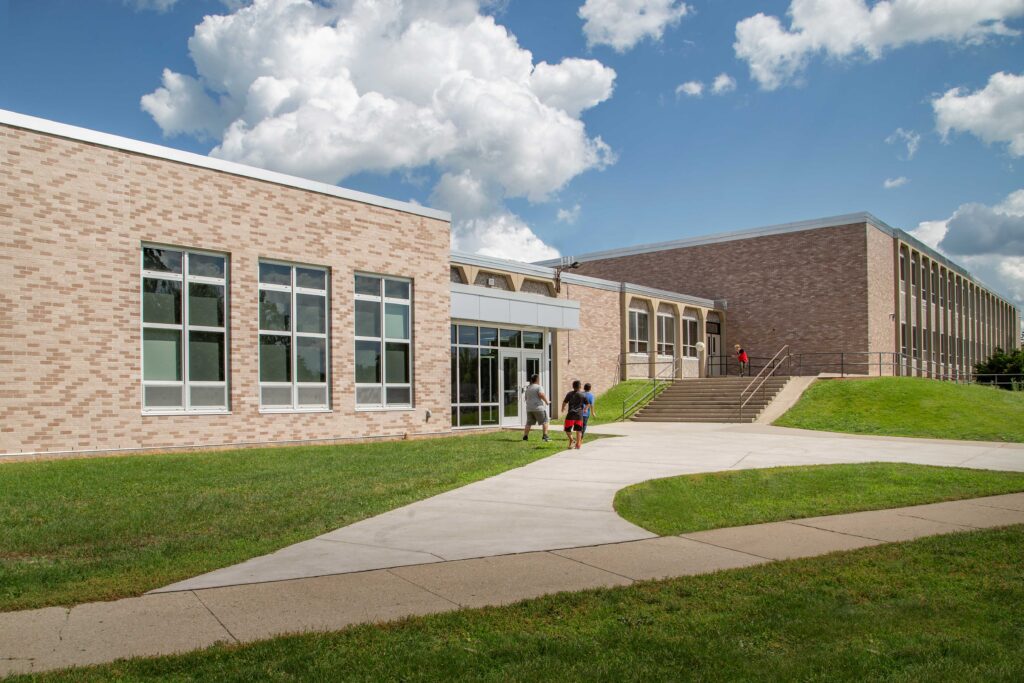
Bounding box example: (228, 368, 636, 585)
(501, 352, 520, 426)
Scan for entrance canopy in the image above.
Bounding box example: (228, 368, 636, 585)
(451, 283, 580, 330)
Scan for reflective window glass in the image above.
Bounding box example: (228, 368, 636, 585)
(259, 262, 291, 286)
(296, 293, 326, 334)
(188, 283, 224, 328)
(355, 340, 382, 383)
(188, 253, 225, 279)
(385, 303, 410, 339)
(142, 247, 182, 274)
(143, 278, 182, 325)
(259, 335, 291, 382)
(143, 328, 181, 381)
(355, 275, 381, 296)
(189, 331, 225, 381)
(297, 337, 327, 383)
(296, 267, 326, 290)
(259, 290, 291, 331)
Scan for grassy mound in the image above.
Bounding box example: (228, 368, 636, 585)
(775, 377, 1024, 442)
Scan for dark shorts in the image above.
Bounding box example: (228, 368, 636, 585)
(563, 419, 584, 432)
(526, 409, 549, 426)
(582, 415, 590, 432)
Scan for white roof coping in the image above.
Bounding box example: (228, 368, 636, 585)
(450, 250, 556, 278)
(0, 108, 451, 222)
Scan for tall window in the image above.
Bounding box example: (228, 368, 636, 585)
(628, 305, 649, 353)
(258, 261, 329, 410)
(682, 316, 699, 358)
(900, 323, 907, 356)
(141, 246, 228, 412)
(354, 274, 412, 408)
(899, 253, 906, 292)
(656, 312, 675, 356)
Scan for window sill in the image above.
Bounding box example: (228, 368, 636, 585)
(142, 410, 231, 416)
(355, 406, 416, 412)
(259, 408, 333, 414)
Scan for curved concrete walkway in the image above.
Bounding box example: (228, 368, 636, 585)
(157, 422, 1024, 593)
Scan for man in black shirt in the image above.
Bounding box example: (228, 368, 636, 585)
(561, 379, 588, 450)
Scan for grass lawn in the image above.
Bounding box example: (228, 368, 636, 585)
(774, 377, 1024, 442)
(18, 526, 1024, 681)
(0, 432, 591, 613)
(615, 463, 1024, 536)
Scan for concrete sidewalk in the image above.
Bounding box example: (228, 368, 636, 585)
(3, 492, 1024, 677)
(156, 422, 1024, 592)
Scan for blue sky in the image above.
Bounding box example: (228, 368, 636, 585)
(2, 0, 1023, 310)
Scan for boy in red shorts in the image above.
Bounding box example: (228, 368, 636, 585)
(561, 379, 588, 450)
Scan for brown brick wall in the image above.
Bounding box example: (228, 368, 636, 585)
(554, 283, 621, 406)
(0, 124, 452, 456)
(574, 224, 877, 367)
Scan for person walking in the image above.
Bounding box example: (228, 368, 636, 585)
(735, 344, 749, 377)
(561, 380, 588, 450)
(522, 374, 551, 442)
(581, 382, 597, 436)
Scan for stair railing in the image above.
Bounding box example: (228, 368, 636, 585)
(738, 345, 790, 421)
(621, 356, 683, 420)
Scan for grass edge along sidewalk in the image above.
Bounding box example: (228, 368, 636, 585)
(774, 376, 1024, 443)
(12, 525, 1024, 681)
(615, 462, 1024, 536)
(0, 431, 604, 613)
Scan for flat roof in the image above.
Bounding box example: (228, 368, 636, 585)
(539, 212, 1015, 306)
(0, 108, 451, 222)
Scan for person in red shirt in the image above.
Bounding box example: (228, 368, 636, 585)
(735, 344, 749, 376)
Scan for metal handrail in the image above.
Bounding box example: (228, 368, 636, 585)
(621, 356, 683, 419)
(738, 345, 790, 420)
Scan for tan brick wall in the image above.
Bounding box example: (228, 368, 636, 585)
(554, 282, 621, 408)
(0, 124, 451, 456)
(866, 225, 897, 374)
(574, 224, 876, 369)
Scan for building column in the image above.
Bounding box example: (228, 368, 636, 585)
(648, 298, 659, 380)
(619, 292, 630, 381)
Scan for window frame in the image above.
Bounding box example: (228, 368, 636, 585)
(628, 307, 649, 354)
(656, 312, 676, 357)
(140, 244, 230, 415)
(258, 259, 331, 413)
(682, 316, 699, 358)
(354, 273, 414, 411)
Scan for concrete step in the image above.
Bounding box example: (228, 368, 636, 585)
(630, 375, 791, 423)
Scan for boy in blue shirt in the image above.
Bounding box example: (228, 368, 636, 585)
(581, 383, 596, 436)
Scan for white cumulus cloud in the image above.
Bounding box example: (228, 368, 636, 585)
(557, 204, 582, 224)
(454, 211, 561, 261)
(676, 80, 703, 98)
(734, 1, 1024, 91)
(884, 176, 909, 189)
(142, 0, 617, 261)
(909, 188, 1024, 311)
(933, 71, 1024, 157)
(579, 0, 690, 52)
(711, 73, 737, 94)
(885, 127, 921, 160)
